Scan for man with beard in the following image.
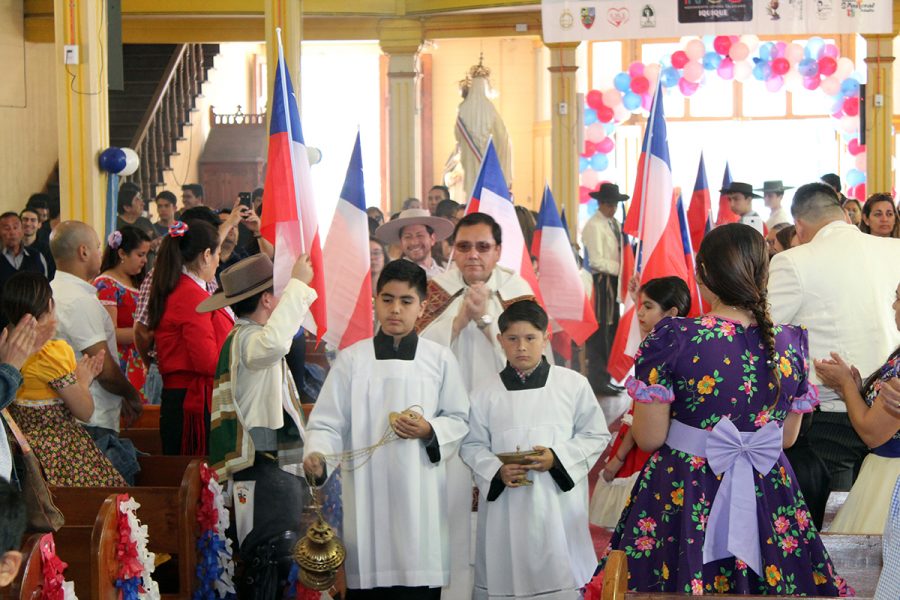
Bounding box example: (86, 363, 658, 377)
(375, 208, 454, 279)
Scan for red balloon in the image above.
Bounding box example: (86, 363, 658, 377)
(671, 50, 689, 69)
(843, 96, 860, 117)
(771, 58, 790, 76)
(597, 105, 615, 123)
(852, 183, 866, 200)
(579, 185, 591, 204)
(582, 141, 597, 157)
(848, 138, 865, 156)
(713, 35, 732, 56)
(586, 89, 604, 110)
(630, 76, 650, 94)
(596, 137, 615, 154)
(818, 56, 837, 76)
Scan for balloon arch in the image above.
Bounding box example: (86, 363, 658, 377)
(580, 35, 867, 204)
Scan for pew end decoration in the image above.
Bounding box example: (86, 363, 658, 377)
(112, 494, 160, 600)
(194, 463, 236, 600)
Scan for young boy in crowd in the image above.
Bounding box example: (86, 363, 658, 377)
(460, 300, 609, 600)
(303, 260, 469, 599)
(0, 478, 25, 588)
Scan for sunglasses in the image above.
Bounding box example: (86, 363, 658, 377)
(454, 241, 496, 254)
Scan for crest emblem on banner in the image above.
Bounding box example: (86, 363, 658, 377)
(640, 5, 657, 27)
(607, 7, 630, 27)
(560, 8, 575, 28)
(581, 7, 597, 28)
(816, 0, 833, 18)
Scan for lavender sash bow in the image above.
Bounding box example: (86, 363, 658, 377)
(665, 417, 783, 576)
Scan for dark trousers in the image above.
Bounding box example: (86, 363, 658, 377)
(346, 587, 441, 599)
(806, 410, 869, 492)
(783, 413, 832, 530)
(585, 273, 619, 391)
(284, 332, 306, 399)
(159, 388, 211, 455)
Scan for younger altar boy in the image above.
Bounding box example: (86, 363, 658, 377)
(460, 300, 609, 600)
(303, 260, 470, 599)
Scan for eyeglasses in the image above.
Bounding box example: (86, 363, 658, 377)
(454, 241, 496, 254)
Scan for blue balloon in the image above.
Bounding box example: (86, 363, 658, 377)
(603, 121, 617, 135)
(759, 43, 772, 61)
(752, 62, 771, 81)
(586, 199, 599, 216)
(579, 157, 590, 173)
(702, 51, 722, 71)
(623, 91, 642, 111)
(846, 168, 866, 187)
(840, 78, 860, 97)
(807, 36, 825, 58)
(614, 72, 632, 93)
(798, 58, 819, 77)
(584, 108, 598, 125)
(591, 153, 609, 172)
(99, 147, 126, 174)
(702, 34, 716, 50)
(661, 66, 680, 88)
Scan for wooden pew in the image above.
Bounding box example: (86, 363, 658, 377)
(121, 404, 160, 429)
(49, 459, 202, 599)
(120, 427, 163, 455)
(0, 534, 43, 600)
(822, 491, 850, 531)
(134, 455, 195, 486)
(600, 533, 881, 600)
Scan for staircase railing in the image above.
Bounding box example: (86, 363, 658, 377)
(128, 44, 211, 199)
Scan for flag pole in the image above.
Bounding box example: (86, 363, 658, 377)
(678, 189, 706, 316)
(275, 27, 305, 250)
(634, 70, 663, 276)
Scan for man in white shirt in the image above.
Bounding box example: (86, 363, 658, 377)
(49, 221, 143, 482)
(757, 180, 793, 230)
(375, 208, 454, 279)
(769, 182, 900, 509)
(204, 252, 316, 597)
(581, 183, 627, 396)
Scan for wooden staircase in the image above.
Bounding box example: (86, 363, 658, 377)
(111, 43, 219, 199)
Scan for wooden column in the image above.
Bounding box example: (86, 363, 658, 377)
(863, 34, 894, 194)
(380, 19, 423, 213)
(546, 42, 580, 238)
(265, 0, 303, 120)
(54, 0, 109, 228)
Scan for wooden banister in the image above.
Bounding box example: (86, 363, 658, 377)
(130, 45, 187, 151)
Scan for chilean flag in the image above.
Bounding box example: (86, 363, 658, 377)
(675, 191, 705, 317)
(260, 47, 326, 341)
(533, 185, 597, 346)
(715, 161, 739, 226)
(610, 83, 693, 380)
(465, 140, 541, 302)
(686, 152, 712, 252)
(322, 133, 372, 350)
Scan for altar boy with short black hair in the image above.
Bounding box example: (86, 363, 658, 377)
(460, 300, 610, 600)
(303, 260, 469, 599)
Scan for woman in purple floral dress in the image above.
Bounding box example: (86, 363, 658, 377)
(592, 224, 852, 597)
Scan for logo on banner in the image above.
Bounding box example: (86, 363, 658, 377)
(581, 7, 597, 28)
(607, 7, 630, 27)
(560, 8, 575, 28)
(816, 0, 833, 18)
(767, 0, 781, 20)
(841, 0, 875, 16)
(678, 0, 752, 23)
(641, 5, 657, 27)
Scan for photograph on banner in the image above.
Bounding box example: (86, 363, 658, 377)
(542, 0, 890, 43)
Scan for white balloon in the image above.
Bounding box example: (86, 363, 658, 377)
(734, 60, 753, 82)
(306, 146, 322, 165)
(739, 34, 760, 53)
(120, 147, 140, 176)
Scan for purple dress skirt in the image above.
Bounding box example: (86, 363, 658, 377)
(595, 316, 853, 597)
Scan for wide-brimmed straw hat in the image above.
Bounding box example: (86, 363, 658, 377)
(754, 180, 794, 194)
(374, 208, 455, 244)
(588, 183, 629, 204)
(196, 253, 274, 313)
(720, 181, 761, 198)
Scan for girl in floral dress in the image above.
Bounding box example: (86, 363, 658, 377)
(590, 224, 851, 597)
(93, 226, 151, 402)
(3, 272, 125, 486)
(590, 276, 692, 528)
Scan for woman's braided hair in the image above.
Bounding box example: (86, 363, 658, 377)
(696, 223, 781, 398)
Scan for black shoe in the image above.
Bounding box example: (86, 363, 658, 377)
(608, 383, 625, 392)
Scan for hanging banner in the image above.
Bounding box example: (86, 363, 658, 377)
(541, 0, 892, 42)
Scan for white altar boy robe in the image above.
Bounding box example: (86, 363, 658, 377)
(304, 333, 470, 590)
(461, 360, 610, 600)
